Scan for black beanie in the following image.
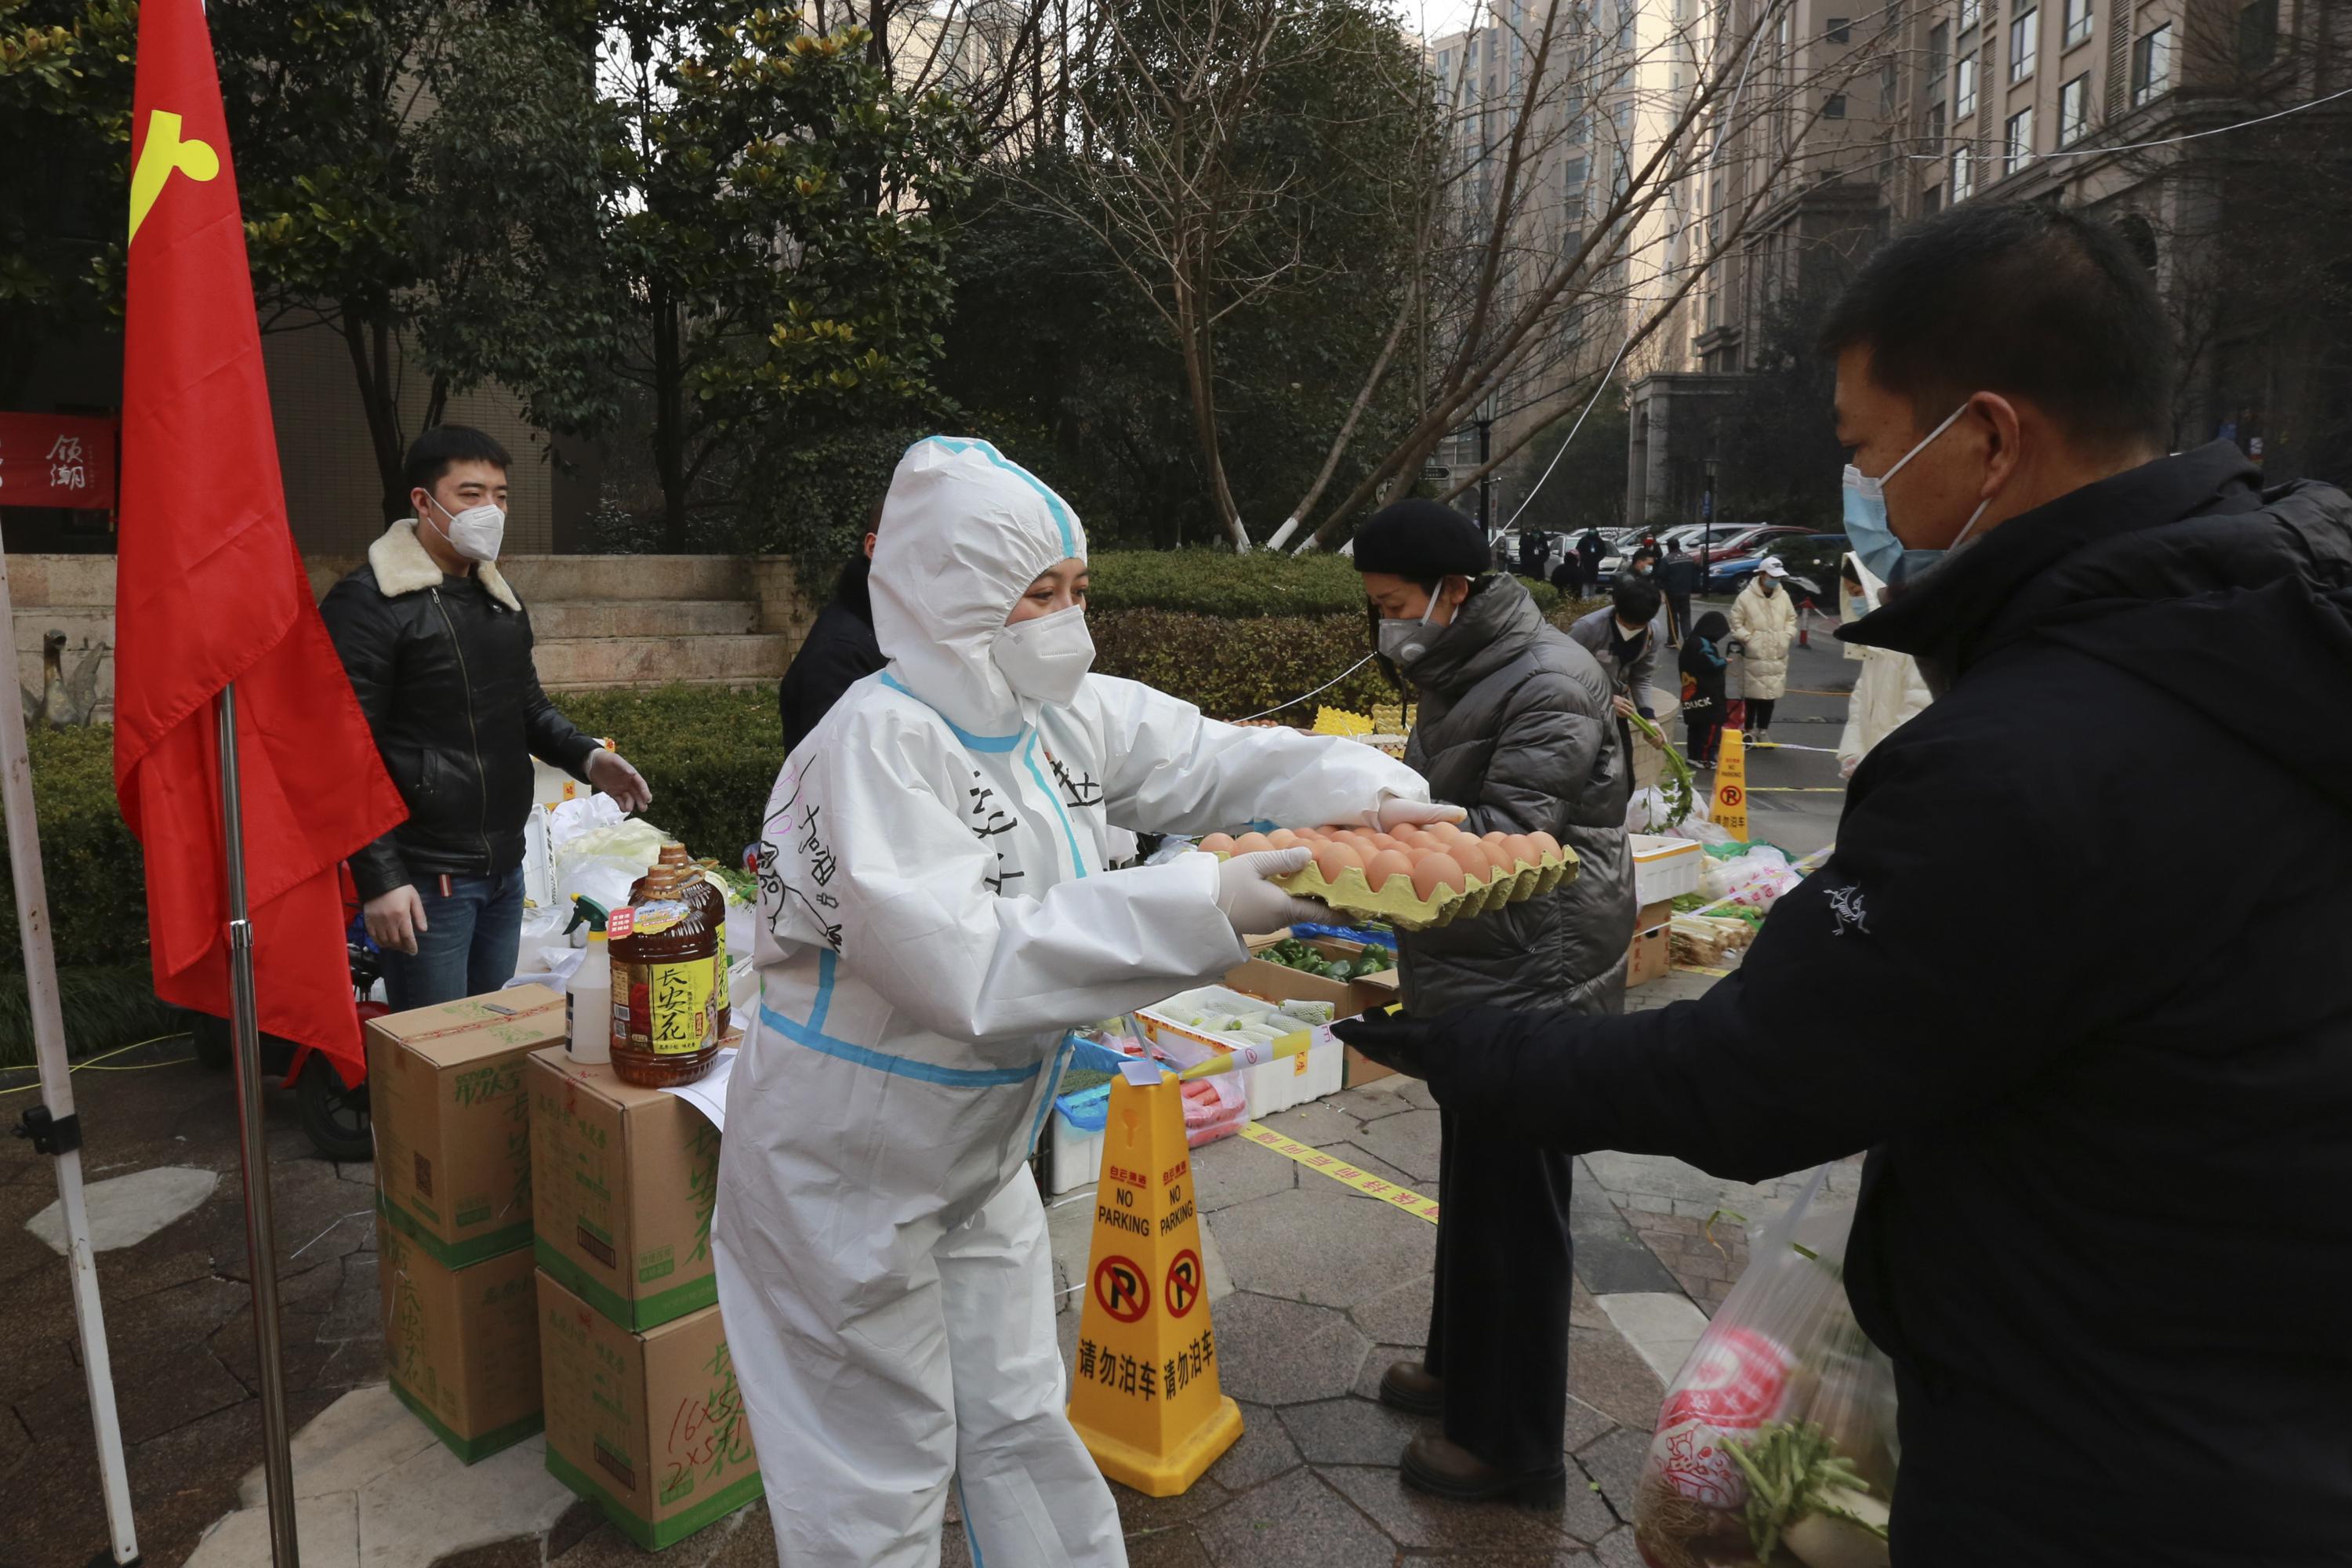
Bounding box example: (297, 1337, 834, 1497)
(1351, 499, 1490, 582)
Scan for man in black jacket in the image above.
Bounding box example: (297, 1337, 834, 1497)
(321, 426, 652, 1010)
(1657, 539, 1700, 644)
(1340, 203, 2352, 1566)
(778, 503, 886, 753)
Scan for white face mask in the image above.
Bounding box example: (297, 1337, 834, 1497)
(424, 491, 506, 564)
(993, 603, 1094, 706)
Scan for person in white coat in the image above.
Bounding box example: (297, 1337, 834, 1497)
(1835, 552, 1930, 775)
(713, 437, 1449, 1568)
(1728, 557, 1801, 744)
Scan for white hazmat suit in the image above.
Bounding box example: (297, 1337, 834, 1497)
(713, 437, 1428, 1567)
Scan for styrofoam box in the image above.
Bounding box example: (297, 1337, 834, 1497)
(1044, 1026, 1345, 1195)
(1047, 1109, 1104, 1196)
(1631, 833, 1704, 904)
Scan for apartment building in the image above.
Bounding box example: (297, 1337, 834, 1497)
(1628, 0, 2347, 524)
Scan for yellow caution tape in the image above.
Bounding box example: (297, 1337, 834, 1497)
(1237, 1122, 1439, 1225)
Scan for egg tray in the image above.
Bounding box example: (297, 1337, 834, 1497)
(1209, 843, 1578, 932)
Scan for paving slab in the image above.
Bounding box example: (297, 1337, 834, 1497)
(353, 1426, 574, 1568)
(1210, 1292, 1370, 1406)
(1207, 1184, 1434, 1312)
(1348, 1109, 1444, 1185)
(1566, 1325, 1665, 1431)
(1193, 1466, 1396, 1566)
(236, 1384, 436, 1506)
(1594, 1292, 1710, 1386)
(1203, 1400, 1305, 1492)
(1573, 1426, 1651, 1526)
(24, 1166, 220, 1255)
(1275, 1396, 1425, 1465)
(1320, 1462, 1611, 1552)
(1249, 1100, 1363, 1148)
(1348, 1272, 1433, 1348)
(1188, 1134, 1298, 1214)
(183, 1487, 362, 1568)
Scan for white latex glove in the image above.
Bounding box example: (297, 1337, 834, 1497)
(1372, 796, 1468, 832)
(1214, 848, 1328, 938)
(587, 749, 653, 812)
(1839, 754, 1860, 779)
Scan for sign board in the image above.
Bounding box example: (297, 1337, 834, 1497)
(1421, 465, 1451, 480)
(0, 412, 118, 509)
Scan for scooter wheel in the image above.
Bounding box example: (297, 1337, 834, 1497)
(298, 1055, 374, 1163)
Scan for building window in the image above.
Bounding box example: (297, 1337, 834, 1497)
(2005, 105, 2035, 173)
(1958, 0, 1982, 34)
(1929, 21, 1951, 77)
(1825, 92, 1848, 118)
(2132, 23, 2172, 104)
(1957, 53, 1979, 116)
(1563, 155, 1588, 220)
(2060, 73, 2091, 140)
(2063, 0, 2092, 47)
(1827, 15, 1851, 42)
(1926, 99, 1948, 150)
(2238, 0, 2278, 69)
(2009, 9, 2038, 80)
(1952, 143, 1975, 200)
(1881, 57, 1900, 114)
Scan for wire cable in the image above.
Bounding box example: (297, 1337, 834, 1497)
(1500, 326, 1639, 532)
(1231, 652, 1383, 723)
(0, 1033, 194, 1098)
(1904, 82, 2352, 161)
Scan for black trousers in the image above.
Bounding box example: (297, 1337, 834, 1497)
(1668, 593, 1693, 642)
(1683, 699, 1719, 761)
(1747, 695, 1777, 731)
(1425, 1103, 1576, 1477)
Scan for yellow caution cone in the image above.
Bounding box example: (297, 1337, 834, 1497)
(1712, 724, 1750, 842)
(1067, 1062, 1243, 1497)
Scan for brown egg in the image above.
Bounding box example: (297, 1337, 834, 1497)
(1526, 830, 1562, 862)
(1200, 832, 1236, 854)
(1267, 829, 1301, 849)
(1312, 841, 1364, 881)
(1505, 834, 1537, 868)
(1482, 830, 1510, 848)
(1364, 849, 1414, 894)
(1367, 833, 1402, 854)
(1422, 821, 1465, 843)
(1412, 851, 1468, 900)
(1449, 841, 1491, 882)
(1292, 826, 1327, 844)
(1234, 831, 1274, 854)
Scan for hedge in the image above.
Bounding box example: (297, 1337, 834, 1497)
(558, 686, 787, 864)
(1085, 550, 1560, 618)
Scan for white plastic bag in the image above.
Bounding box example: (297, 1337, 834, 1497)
(1701, 846, 1802, 911)
(556, 854, 651, 918)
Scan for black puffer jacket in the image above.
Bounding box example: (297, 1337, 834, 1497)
(320, 524, 599, 901)
(1410, 445, 2352, 1565)
(1397, 575, 1634, 1016)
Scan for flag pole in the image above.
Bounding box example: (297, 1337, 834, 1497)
(216, 681, 300, 1567)
(0, 541, 141, 1565)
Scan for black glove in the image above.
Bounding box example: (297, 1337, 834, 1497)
(1331, 1012, 1440, 1083)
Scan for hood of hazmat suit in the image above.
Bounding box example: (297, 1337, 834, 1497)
(712, 436, 1428, 1568)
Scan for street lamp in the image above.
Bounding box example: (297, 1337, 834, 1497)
(1700, 456, 1719, 587)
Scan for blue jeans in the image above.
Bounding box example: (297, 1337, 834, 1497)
(379, 868, 526, 1012)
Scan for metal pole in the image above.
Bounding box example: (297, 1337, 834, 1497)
(216, 683, 299, 1568)
(1477, 414, 1493, 535)
(0, 546, 140, 1565)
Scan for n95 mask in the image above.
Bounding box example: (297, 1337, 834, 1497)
(993, 604, 1095, 707)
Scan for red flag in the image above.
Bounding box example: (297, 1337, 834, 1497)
(114, 0, 407, 1079)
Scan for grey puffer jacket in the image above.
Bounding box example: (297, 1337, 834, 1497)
(1396, 576, 1635, 1018)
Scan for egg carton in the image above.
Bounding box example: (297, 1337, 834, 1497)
(1200, 828, 1578, 932)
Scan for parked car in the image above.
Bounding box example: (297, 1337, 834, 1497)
(1708, 531, 1847, 598)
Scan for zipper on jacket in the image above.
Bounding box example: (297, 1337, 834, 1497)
(430, 586, 495, 866)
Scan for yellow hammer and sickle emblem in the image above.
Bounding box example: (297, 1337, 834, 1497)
(129, 109, 220, 244)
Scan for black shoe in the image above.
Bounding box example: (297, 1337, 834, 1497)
(1378, 1359, 1443, 1416)
(1400, 1433, 1568, 1507)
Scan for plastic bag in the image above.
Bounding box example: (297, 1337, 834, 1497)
(1700, 845, 1803, 911)
(556, 854, 651, 918)
(1626, 786, 1682, 833)
(1635, 1169, 1897, 1568)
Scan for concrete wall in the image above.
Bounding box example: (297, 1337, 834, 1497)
(7, 551, 817, 724)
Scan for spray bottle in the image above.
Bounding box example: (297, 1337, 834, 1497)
(564, 897, 612, 1065)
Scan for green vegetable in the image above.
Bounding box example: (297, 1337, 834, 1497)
(1627, 710, 1696, 827)
(1726, 1421, 1884, 1565)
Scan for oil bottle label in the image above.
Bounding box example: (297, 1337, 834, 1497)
(646, 959, 716, 1056)
(630, 899, 689, 937)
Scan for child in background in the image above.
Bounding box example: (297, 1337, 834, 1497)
(1679, 610, 1730, 766)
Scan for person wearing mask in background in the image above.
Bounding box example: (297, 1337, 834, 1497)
(716, 438, 1452, 1568)
(1728, 556, 1799, 745)
(1658, 539, 1700, 646)
(1515, 526, 1547, 581)
(322, 426, 652, 1010)
(1678, 609, 1732, 767)
(1551, 537, 1584, 600)
(1835, 553, 1930, 777)
(1577, 525, 1605, 586)
(779, 499, 888, 752)
(1569, 576, 1669, 758)
(1353, 499, 1633, 1504)
(1335, 201, 2352, 1567)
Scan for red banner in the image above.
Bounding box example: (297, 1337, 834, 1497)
(0, 412, 119, 510)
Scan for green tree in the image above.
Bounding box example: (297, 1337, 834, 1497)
(1712, 289, 1845, 530)
(1502, 379, 1632, 539)
(596, 5, 971, 550)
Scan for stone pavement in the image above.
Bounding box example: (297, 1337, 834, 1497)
(4, 978, 1851, 1568)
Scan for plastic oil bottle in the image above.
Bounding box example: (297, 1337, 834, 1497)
(633, 840, 731, 1038)
(609, 863, 721, 1088)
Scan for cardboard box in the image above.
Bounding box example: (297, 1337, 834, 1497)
(528, 1046, 722, 1332)
(377, 1201, 543, 1461)
(538, 1271, 764, 1550)
(1627, 898, 1674, 988)
(370, 986, 567, 1267)
(1228, 936, 1399, 1019)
